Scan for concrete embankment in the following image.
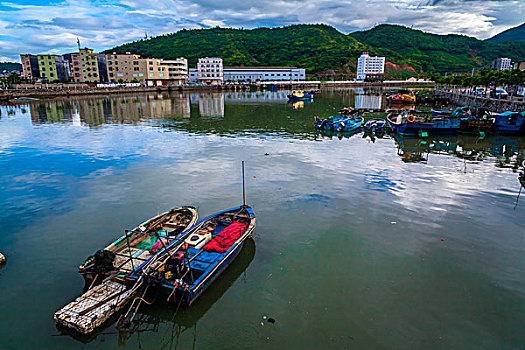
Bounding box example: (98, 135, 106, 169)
(434, 87, 525, 112)
(0, 80, 437, 103)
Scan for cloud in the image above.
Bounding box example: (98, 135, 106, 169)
(0, 0, 522, 62)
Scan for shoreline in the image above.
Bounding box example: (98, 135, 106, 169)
(0, 81, 435, 104)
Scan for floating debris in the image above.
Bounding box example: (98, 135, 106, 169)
(267, 317, 276, 324)
(0, 252, 6, 264)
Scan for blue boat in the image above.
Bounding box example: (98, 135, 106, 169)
(288, 90, 315, 101)
(336, 116, 364, 132)
(314, 116, 348, 131)
(364, 118, 386, 133)
(491, 111, 525, 135)
(387, 112, 461, 135)
(124, 205, 256, 306)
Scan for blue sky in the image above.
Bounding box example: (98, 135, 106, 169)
(0, 0, 523, 62)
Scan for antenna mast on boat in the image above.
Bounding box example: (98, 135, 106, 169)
(242, 161, 246, 207)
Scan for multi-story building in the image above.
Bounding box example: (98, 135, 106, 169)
(64, 52, 82, 82)
(197, 57, 223, 85)
(223, 67, 305, 82)
(162, 58, 188, 85)
(106, 52, 143, 82)
(78, 48, 100, 82)
(37, 54, 70, 81)
(492, 57, 512, 70)
(145, 57, 188, 86)
(356, 52, 385, 81)
(20, 54, 40, 81)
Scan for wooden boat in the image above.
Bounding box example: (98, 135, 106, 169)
(121, 205, 256, 308)
(387, 90, 416, 104)
(314, 116, 347, 131)
(491, 111, 525, 135)
(387, 112, 461, 135)
(78, 206, 198, 284)
(288, 90, 315, 101)
(336, 116, 364, 132)
(339, 107, 357, 115)
(364, 118, 386, 133)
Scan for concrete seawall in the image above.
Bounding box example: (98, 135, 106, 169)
(434, 87, 525, 112)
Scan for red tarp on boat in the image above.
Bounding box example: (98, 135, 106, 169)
(203, 221, 249, 253)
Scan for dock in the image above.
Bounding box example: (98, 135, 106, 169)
(54, 280, 137, 334)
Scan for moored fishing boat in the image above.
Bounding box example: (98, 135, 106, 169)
(120, 205, 256, 310)
(364, 118, 386, 133)
(491, 111, 525, 135)
(78, 207, 198, 284)
(288, 90, 315, 101)
(314, 115, 347, 131)
(387, 111, 461, 135)
(336, 116, 364, 132)
(387, 90, 416, 104)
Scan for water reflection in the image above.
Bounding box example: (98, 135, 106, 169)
(392, 133, 525, 169)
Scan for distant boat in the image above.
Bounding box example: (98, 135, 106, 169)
(364, 118, 386, 133)
(78, 207, 198, 284)
(386, 90, 416, 104)
(339, 107, 357, 115)
(288, 90, 315, 101)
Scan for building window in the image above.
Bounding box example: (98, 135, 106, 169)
(149, 73, 154, 77)
(133, 73, 138, 77)
(117, 73, 123, 77)
(159, 73, 164, 77)
(139, 73, 144, 77)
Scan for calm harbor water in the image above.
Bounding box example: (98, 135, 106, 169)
(0, 89, 524, 349)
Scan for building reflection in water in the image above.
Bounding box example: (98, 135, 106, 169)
(28, 93, 191, 126)
(354, 88, 383, 110)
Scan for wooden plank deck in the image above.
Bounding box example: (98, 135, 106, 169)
(54, 280, 136, 334)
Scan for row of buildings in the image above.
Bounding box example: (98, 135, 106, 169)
(20, 48, 306, 85)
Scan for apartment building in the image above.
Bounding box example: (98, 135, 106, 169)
(145, 57, 188, 86)
(492, 57, 512, 70)
(197, 57, 223, 85)
(106, 52, 144, 82)
(20, 54, 40, 80)
(37, 54, 70, 81)
(356, 52, 385, 81)
(78, 48, 100, 83)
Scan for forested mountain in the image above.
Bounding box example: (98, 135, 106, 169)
(0, 62, 22, 73)
(488, 23, 525, 43)
(108, 25, 367, 76)
(108, 24, 525, 76)
(349, 24, 525, 73)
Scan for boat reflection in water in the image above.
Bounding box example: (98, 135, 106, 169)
(118, 238, 256, 348)
(314, 128, 363, 141)
(392, 133, 525, 167)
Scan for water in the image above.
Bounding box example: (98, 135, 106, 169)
(0, 89, 524, 349)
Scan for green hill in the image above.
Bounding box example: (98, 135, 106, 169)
(108, 25, 367, 76)
(108, 24, 525, 76)
(488, 23, 525, 43)
(349, 24, 525, 73)
(0, 62, 22, 73)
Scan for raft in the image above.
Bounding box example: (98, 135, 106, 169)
(54, 280, 137, 334)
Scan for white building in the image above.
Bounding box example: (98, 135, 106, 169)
(356, 52, 385, 81)
(188, 68, 198, 83)
(223, 67, 306, 82)
(197, 57, 223, 85)
(492, 57, 512, 70)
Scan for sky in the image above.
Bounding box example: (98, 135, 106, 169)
(0, 0, 523, 62)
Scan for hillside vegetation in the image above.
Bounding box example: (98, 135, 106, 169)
(488, 23, 525, 43)
(108, 25, 367, 76)
(108, 24, 525, 76)
(349, 24, 525, 73)
(0, 62, 22, 73)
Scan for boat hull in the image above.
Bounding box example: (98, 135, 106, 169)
(388, 118, 460, 135)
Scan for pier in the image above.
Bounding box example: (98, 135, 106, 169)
(434, 87, 525, 112)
